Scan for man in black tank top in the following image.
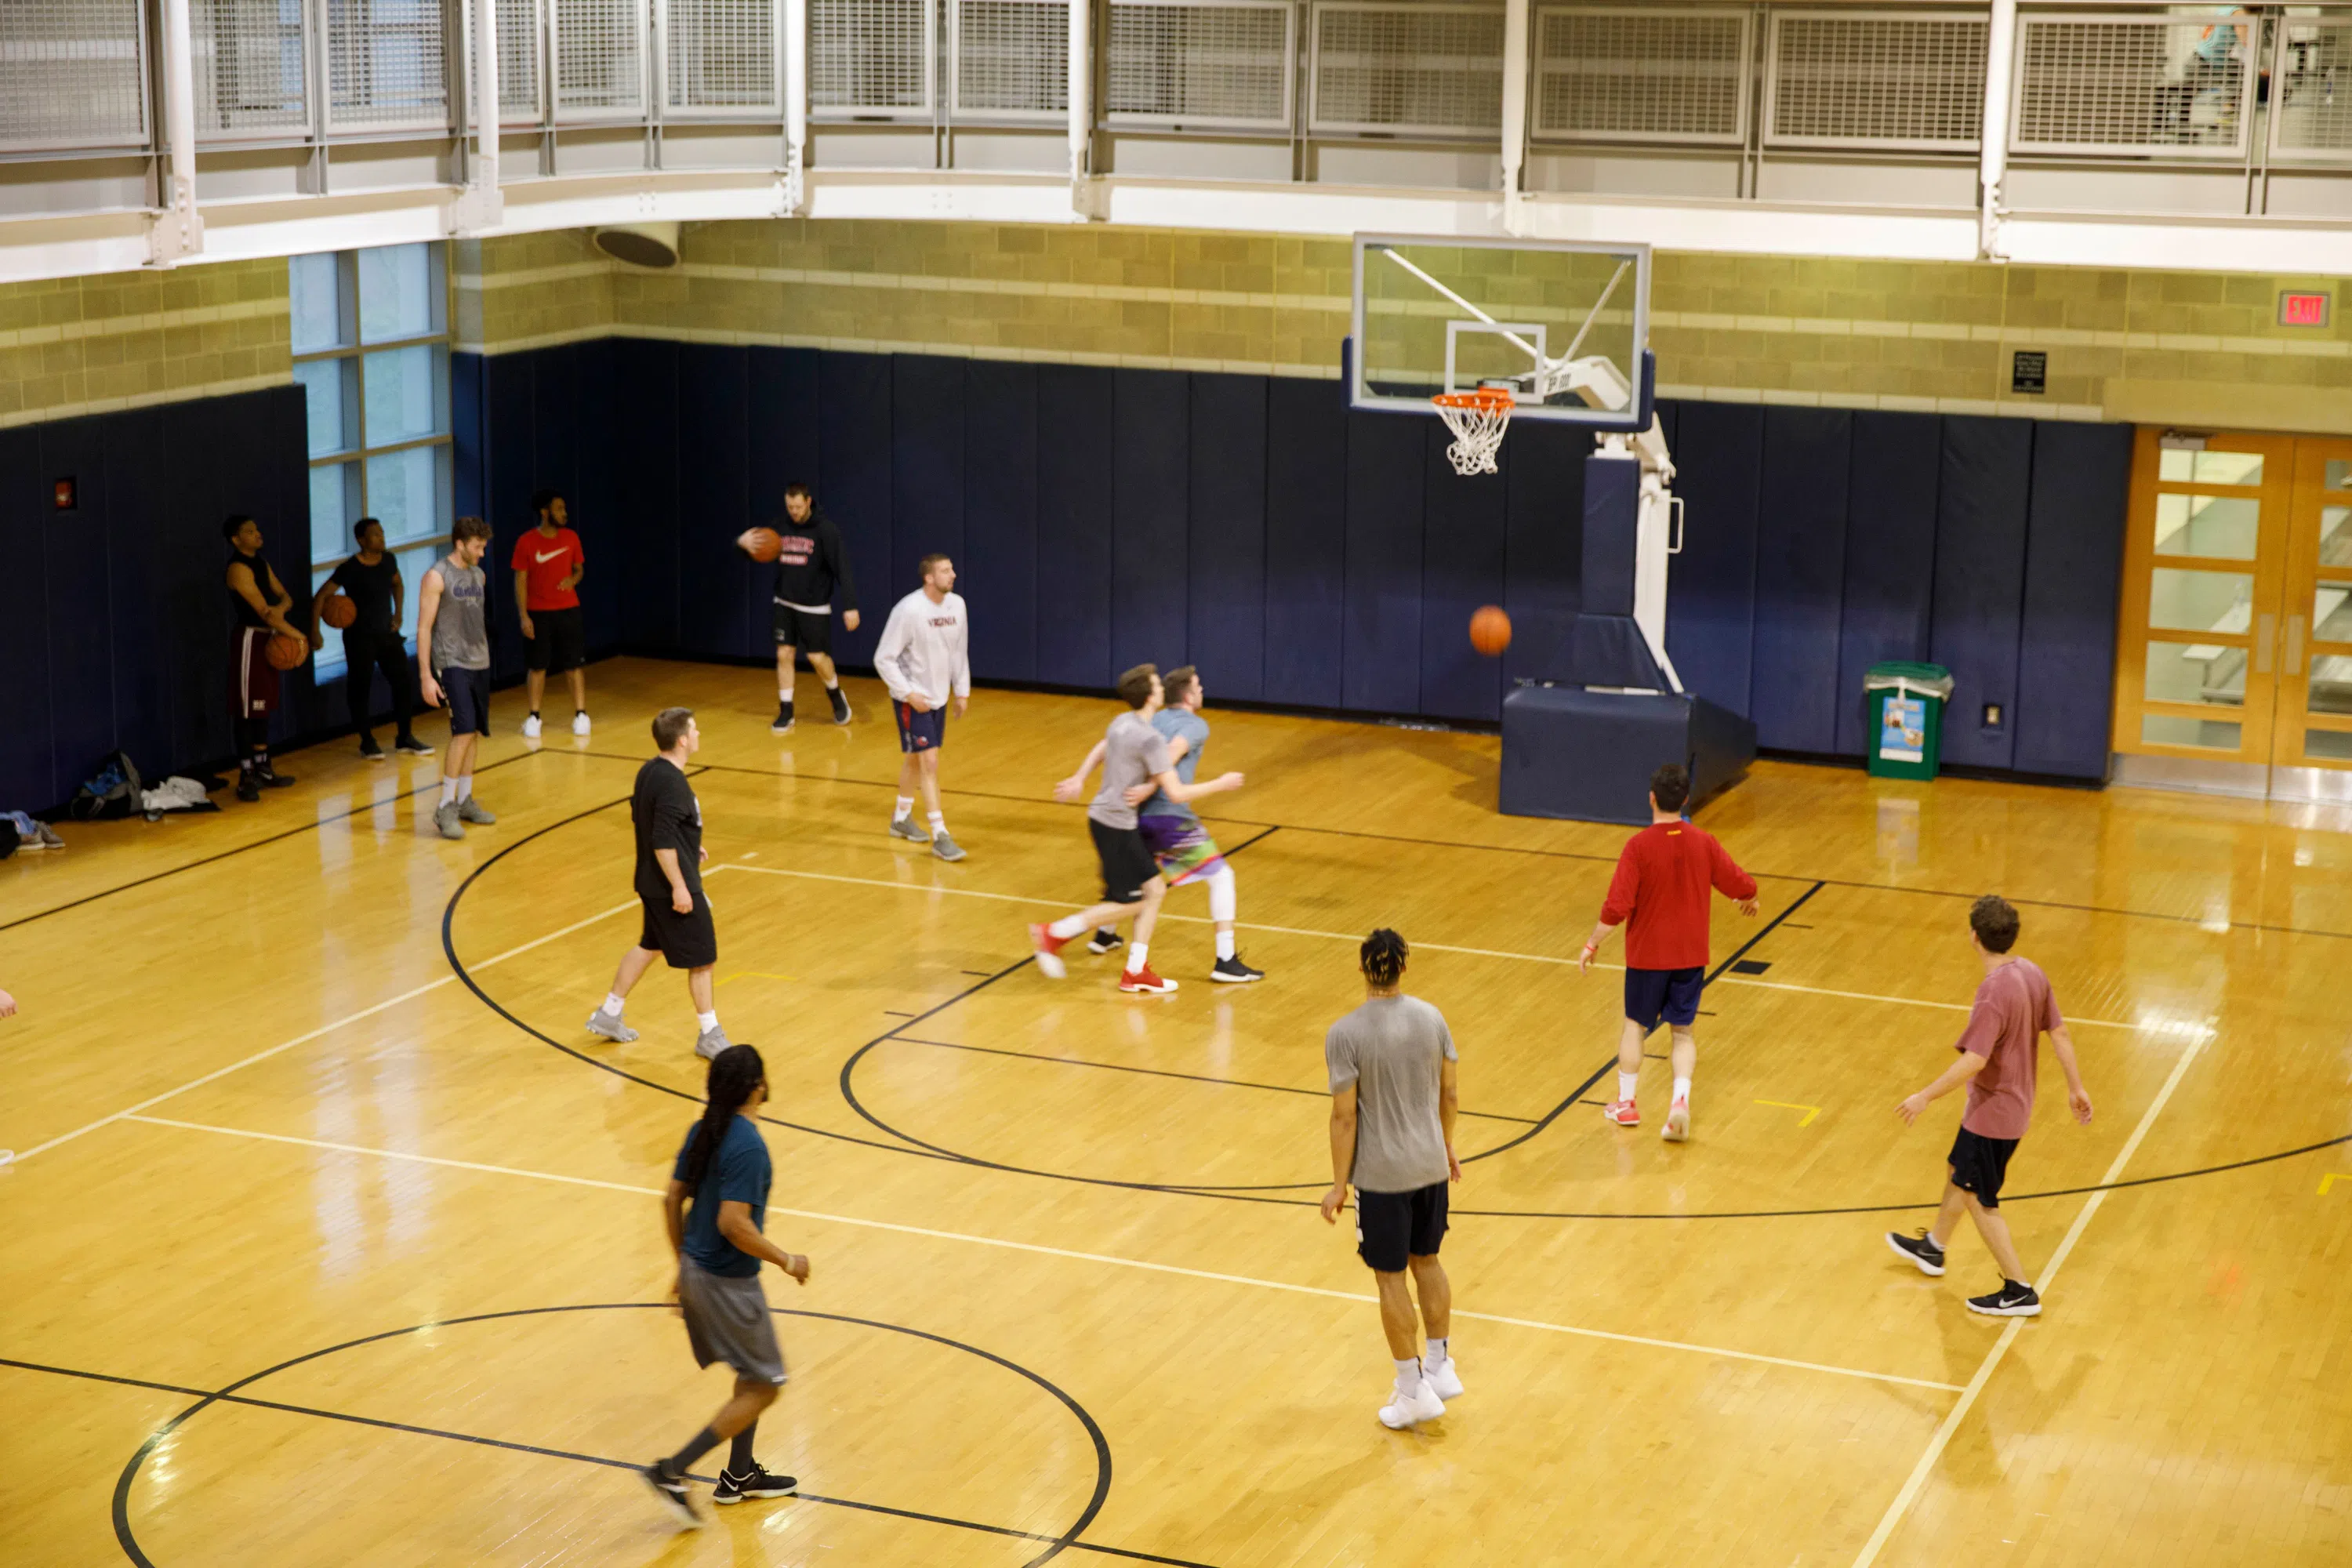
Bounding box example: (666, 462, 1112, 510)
(223, 514, 315, 801)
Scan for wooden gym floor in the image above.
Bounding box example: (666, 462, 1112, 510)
(3, 655, 2348, 1566)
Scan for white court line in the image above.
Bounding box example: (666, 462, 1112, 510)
(11, 898, 642, 1165)
(720, 863, 2145, 1029)
(1846, 1036, 2207, 1568)
(122, 1112, 1965, 1396)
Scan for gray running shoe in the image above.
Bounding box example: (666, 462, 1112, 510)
(931, 829, 967, 862)
(434, 801, 465, 840)
(586, 1007, 639, 1044)
(458, 797, 497, 825)
(36, 824, 64, 850)
(888, 815, 929, 842)
(695, 1024, 732, 1059)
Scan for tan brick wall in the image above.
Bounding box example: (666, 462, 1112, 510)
(453, 231, 618, 354)
(0, 258, 292, 430)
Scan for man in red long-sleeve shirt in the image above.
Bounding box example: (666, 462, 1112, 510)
(1577, 763, 1759, 1142)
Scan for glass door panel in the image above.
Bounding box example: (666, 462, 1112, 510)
(2270, 437, 2352, 771)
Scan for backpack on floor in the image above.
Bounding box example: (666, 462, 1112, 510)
(68, 750, 144, 821)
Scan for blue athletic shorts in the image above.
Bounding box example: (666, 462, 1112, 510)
(1624, 965, 1704, 1031)
(893, 699, 946, 754)
(441, 665, 491, 736)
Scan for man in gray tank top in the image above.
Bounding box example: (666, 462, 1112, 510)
(418, 515, 499, 840)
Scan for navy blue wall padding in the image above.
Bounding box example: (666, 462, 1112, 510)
(159, 396, 228, 771)
(572, 338, 623, 654)
(0, 428, 53, 810)
(1501, 417, 1585, 687)
(1581, 453, 1641, 615)
(483, 350, 535, 680)
(676, 344, 752, 659)
(1749, 407, 1853, 753)
(962, 358, 1038, 682)
(1341, 408, 1425, 712)
(1664, 400, 1764, 717)
(1931, 417, 2034, 771)
(612, 339, 679, 652)
(892, 354, 966, 600)
(1418, 419, 1508, 722)
(2016, 422, 2132, 778)
(748, 347, 822, 648)
(1262, 376, 1346, 709)
(43, 416, 117, 805)
(1111, 368, 1190, 679)
(1034, 364, 1115, 688)
(1834, 410, 1943, 755)
(818, 350, 895, 670)
(453, 351, 485, 518)
(107, 408, 172, 784)
(1186, 372, 1267, 702)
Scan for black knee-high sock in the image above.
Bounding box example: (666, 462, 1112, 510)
(664, 1424, 724, 1475)
(728, 1420, 757, 1473)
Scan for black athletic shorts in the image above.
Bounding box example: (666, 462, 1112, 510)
(524, 605, 586, 673)
(440, 665, 491, 736)
(1624, 964, 1705, 1031)
(1090, 817, 1158, 905)
(1947, 1127, 2020, 1209)
(773, 602, 834, 655)
(1356, 1181, 1449, 1272)
(639, 889, 718, 969)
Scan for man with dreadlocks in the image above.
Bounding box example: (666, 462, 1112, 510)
(1319, 928, 1463, 1431)
(642, 1044, 811, 1528)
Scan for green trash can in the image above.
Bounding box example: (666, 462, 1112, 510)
(1864, 662, 1955, 781)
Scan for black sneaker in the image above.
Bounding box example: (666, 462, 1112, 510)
(1211, 955, 1266, 983)
(641, 1461, 703, 1528)
(1967, 1279, 2042, 1317)
(1085, 928, 1123, 956)
(235, 771, 261, 804)
(827, 686, 852, 725)
(771, 701, 795, 735)
(256, 764, 295, 788)
(1885, 1229, 1946, 1277)
(394, 733, 433, 756)
(358, 735, 384, 760)
(712, 1462, 798, 1504)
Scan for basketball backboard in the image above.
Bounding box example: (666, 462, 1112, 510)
(1348, 234, 1653, 431)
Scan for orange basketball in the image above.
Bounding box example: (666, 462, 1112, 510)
(265, 633, 308, 671)
(742, 526, 782, 563)
(1469, 604, 1512, 657)
(321, 593, 358, 629)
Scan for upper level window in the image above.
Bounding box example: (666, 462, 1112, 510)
(289, 241, 453, 679)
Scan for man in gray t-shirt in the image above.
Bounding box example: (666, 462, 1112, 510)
(1033, 664, 1243, 996)
(1319, 928, 1463, 1431)
(416, 516, 498, 840)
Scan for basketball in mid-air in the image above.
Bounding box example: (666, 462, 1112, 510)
(265, 633, 308, 671)
(1469, 604, 1512, 657)
(742, 527, 782, 563)
(321, 593, 357, 629)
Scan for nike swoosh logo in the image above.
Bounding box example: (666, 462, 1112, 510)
(535, 550, 565, 563)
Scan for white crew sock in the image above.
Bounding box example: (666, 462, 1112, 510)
(696, 1011, 719, 1034)
(440, 778, 460, 806)
(602, 993, 626, 1016)
(1673, 1076, 1692, 1103)
(1125, 941, 1149, 974)
(1215, 930, 1236, 960)
(927, 811, 946, 835)
(1393, 1357, 1425, 1392)
(1047, 915, 1087, 940)
(1618, 1071, 1639, 1104)
(779, 687, 792, 701)
(1425, 1337, 1450, 1368)
(893, 795, 914, 821)
(456, 775, 473, 802)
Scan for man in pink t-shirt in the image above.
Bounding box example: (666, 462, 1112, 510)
(1886, 895, 2094, 1318)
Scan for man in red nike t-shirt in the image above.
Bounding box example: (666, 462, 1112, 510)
(1577, 763, 1758, 1143)
(513, 488, 589, 739)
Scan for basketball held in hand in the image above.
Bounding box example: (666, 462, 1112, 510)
(1469, 604, 1512, 657)
(265, 633, 308, 671)
(321, 593, 358, 629)
(742, 527, 782, 563)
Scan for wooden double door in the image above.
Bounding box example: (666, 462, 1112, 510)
(2114, 428, 2352, 787)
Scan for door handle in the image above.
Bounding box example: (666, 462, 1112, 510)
(2256, 612, 2276, 674)
(2286, 614, 2307, 673)
(1668, 495, 1686, 556)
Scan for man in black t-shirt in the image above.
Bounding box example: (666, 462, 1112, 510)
(588, 706, 728, 1059)
(313, 518, 432, 760)
(736, 483, 859, 734)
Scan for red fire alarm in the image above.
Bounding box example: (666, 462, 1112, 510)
(2279, 291, 2331, 328)
(52, 477, 75, 511)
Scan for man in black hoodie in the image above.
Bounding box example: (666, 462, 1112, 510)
(739, 484, 859, 735)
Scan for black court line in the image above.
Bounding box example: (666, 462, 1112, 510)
(891, 1035, 1541, 1124)
(0, 750, 546, 935)
(99, 1304, 1163, 1568)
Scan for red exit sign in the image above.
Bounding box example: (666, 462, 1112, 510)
(2279, 291, 2332, 327)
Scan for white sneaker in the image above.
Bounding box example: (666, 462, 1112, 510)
(1378, 1379, 1447, 1430)
(521, 713, 543, 739)
(572, 710, 591, 736)
(1423, 1356, 1464, 1401)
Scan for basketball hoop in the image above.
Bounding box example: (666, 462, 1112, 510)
(1432, 387, 1515, 477)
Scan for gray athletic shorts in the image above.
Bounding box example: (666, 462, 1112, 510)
(678, 1257, 787, 1385)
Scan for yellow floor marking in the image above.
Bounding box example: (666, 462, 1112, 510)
(1754, 1099, 1822, 1127)
(2319, 1173, 2352, 1196)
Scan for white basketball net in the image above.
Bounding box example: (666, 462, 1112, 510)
(1433, 389, 1515, 477)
